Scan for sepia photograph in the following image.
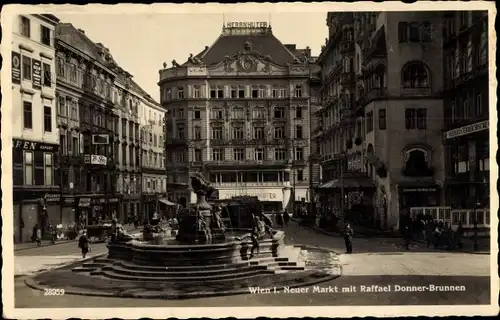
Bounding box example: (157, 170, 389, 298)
(1, 2, 498, 319)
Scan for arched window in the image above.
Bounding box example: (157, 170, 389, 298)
(404, 148, 430, 176)
(402, 63, 429, 88)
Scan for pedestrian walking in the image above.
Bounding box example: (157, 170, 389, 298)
(35, 225, 42, 247)
(283, 210, 290, 226)
(403, 225, 411, 250)
(343, 222, 354, 254)
(456, 221, 463, 249)
(78, 231, 90, 259)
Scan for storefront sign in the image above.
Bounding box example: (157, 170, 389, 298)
(32, 58, 42, 90)
(79, 198, 91, 207)
(13, 139, 58, 152)
(12, 52, 21, 84)
(92, 134, 110, 145)
(219, 189, 281, 202)
(226, 21, 268, 28)
(84, 154, 107, 166)
(44, 193, 60, 202)
(108, 198, 119, 203)
(401, 188, 437, 193)
(63, 195, 75, 205)
(444, 120, 489, 140)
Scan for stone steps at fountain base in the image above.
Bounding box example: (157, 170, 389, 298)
(101, 263, 269, 279)
(95, 268, 276, 282)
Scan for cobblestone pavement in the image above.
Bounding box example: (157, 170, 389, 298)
(13, 221, 492, 309)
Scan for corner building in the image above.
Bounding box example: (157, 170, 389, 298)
(160, 23, 315, 211)
(12, 14, 60, 243)
(352, 12, 446, 230)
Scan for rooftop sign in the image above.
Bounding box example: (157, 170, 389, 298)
(226, 21, 268, 28)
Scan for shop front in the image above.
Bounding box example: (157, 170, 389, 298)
(142, 193, 160, 220)
(61, 195, 76, 226)
(397, 183, 441, 229)
(76, 195, 122, 227)
(13, 190, 61, 243)
(218, 188, 284, 213)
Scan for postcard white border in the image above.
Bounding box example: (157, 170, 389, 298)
(2, 1, 498, 318)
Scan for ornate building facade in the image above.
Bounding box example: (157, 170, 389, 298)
(315, 12, 447, 230)
(160, 23, 315, 212)
(55, 24, 121, 226)
(442, 11, 489, 226)
(12, 14, 60, 243)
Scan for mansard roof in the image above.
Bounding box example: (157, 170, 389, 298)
(183, 26, 299, 66)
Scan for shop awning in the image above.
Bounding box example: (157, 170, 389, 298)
(318, 177, 374, 189)
(159, 198, 176, 206)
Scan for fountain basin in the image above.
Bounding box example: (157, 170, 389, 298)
(107, 229, 285, 266)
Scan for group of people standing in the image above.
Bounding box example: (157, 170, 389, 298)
(401, 216, 464, 250)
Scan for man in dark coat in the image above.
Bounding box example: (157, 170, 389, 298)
(78, 231, 90, 259)
(343, 222, 354, 254)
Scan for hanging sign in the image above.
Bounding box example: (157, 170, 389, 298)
(32, 59, 42, 90)
(12, 52, 21, 84)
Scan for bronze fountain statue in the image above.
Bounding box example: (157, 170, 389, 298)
(176, 172, 226, 243)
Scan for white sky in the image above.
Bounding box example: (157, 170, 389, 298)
(55, 12, 328, 102)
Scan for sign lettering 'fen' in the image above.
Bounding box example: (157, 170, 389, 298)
(13, 139, 58, 152)
(444, 120, 489, 140)
(226, 21, 268, 28)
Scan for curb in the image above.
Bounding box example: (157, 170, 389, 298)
(15, 240, 75, 252)
(25, 245, 342, 300)
(17, 253, 108, 278)
(413, 239, 490, 255)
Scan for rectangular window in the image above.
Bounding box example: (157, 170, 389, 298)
(405, 108, 416, 129)
(194, 126, 201, 140)
(255, 148, 264, 161)
(272, 87, 279, 98)
(295, 125, 303, 139)
(295, 147, 304, 161)
(56, 58, 65, 77)
(378, 109, 386, 130)
(280, 87, 287, 97)
(42, 63, 52, 87)
(231, 86, 237, 98)
(23, 101, 33, 129)
(20, 16, 30, 37)
(193, 86, 200, 98)
(217, 87, 224, 98)
(194, 109, 201, 119)
(177, 87, 184, 99)
(476, 93, 483, 116)
(416, 108, 427, 129)
(274, 148, 286, 161)
(210, 87, 216, 98)
(72, 137, 79, 156)
(398, 22, 408, 43)
(252, 87, 259, 98)
(194, 149, 202, 162)
(233, 148, 244, 161)
(44, 153, 53, 185)
(212, 109, 223, 119)
(366, 111, 374, 133)
(232, 126, 244, 140)
(258, 87, 265, 98)
(24, 151, 34, 185)
(253, 127, 264, 139)
(22, 56, 32, 80)
(295, 107, 303, 118)
(297, 169, 304, 181)
(178, 127, 185, 139)
(238, 87, 245, 98)
(43, 106, 52, 132)
(178, 108, 184, 118)
(274, 107, 285, 119)
(253, 108, 265, 119)
(409, 23, 420, 42)
(212, 149, 223, 161)
(232, 108, 245, 119)
(40, 25, 51, 46)
(274, 126, 285, 139)
(211, 126, 223, 140)
(295, 85, 303, 97)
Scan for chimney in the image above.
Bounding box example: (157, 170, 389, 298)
(284, 44, 296, 51)
(78, 29, 85, 34)
(205, 46, 209, 50)
(305, 46, 311, 58)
